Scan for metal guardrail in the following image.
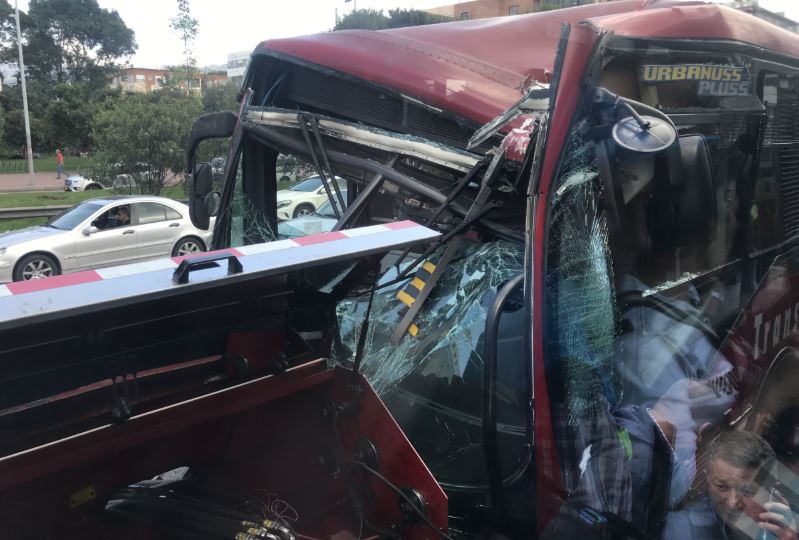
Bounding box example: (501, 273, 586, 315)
(0, 205, 70, 220)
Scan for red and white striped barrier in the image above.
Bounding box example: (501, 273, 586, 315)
(0, 221, 438, 323)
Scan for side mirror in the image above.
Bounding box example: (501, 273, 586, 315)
(190, 162, 213, 229)
(205, 191, 221, 217)
(82, 226, 99, 236)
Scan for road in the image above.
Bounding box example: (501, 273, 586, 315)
(0, 172, 66, 193)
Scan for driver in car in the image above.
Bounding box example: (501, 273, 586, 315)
(116, 206, 130, 227)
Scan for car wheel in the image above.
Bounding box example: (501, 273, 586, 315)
(14, 253, 59, 281)
(172, 237, 205, 257)
(279, 175, 290, 183)
(293, 204, 314, 218)
(85, 183, 102, 190)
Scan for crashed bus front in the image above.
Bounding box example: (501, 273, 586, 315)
(3, 1, 799, 539)
(186, 1, 799, 537)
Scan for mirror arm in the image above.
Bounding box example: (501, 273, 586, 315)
(617, 100, 649, 130)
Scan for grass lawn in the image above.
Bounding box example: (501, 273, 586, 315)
(0, 217, 47, 232)
(0, 184, 187, 209)
(0, 189, 114, 208)
(0, 154, 97, 175)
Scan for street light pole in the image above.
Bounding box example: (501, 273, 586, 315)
(14, 0, 34, 188)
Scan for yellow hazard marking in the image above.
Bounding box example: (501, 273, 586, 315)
(410, 277, 426, 291)
(422, 261, 436, 274)
(408, 323, 419, 337)
(397, 290, 416, 306)
(69, 485, 96, 508)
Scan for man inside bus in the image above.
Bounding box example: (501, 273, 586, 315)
(612, 149, 737, 409)
(608, 147, 740, 514)
(665, 431, 797, 540)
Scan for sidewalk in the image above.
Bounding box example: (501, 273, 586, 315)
(0, 172, 67, 193)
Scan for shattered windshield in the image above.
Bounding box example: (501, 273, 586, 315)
(543, 47, 799, 539)
(334, 240, 528, 485)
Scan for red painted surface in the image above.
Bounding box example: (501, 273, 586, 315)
(257, 2, 641, 125)
(594, 3, 799, 60)
(6, 270, 102, 295)
(532, 22, 601, 528)
(0, 363, 443, 539)
(256, 2, 799, 126)
(384, 220, 420, 230)
(292, 231, 348, 246)
(330, 368, 448, 538)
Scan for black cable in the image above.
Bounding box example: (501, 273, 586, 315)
(352, 461, 454, 540)
(352, 263, 380, 375)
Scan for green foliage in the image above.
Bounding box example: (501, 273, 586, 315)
(202, 81, 239, 114)
(387, 9, 451, 28)
(21, 0, 137, 84)
(92, 91, 202, 195)
(196, 81, 239, 163)
(536, 2, 560, 12)
(0, 0, 135, 155)
(170, 0, 199, 95)
(3, 108, 43, 152)
(334, 8, 451, 31)
(334, 9, 389, 31)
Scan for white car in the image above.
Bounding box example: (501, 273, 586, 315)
(64, 174, 105, 192)
(277, 195, 346, 239)
(0, 196, 213, 282)
(276, 175, 346, 220)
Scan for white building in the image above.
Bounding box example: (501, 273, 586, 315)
(227, 51, 250, 86)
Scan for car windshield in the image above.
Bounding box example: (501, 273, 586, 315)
(288, 177, 322, 192)
(315, 196, 346, 217)
(45, 201, 106, 230)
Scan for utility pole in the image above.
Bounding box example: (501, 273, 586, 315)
(14, 0, 34, 187)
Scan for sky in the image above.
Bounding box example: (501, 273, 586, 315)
(12, 0, 799, 69)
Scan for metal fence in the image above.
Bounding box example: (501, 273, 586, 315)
(0, 205, 69, 220)
(0, 161, 31, 174)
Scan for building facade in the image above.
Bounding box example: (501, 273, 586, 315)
(227, 51, 250, 86)
(111, 67, 170, 93)
(111, 67, 229, 94)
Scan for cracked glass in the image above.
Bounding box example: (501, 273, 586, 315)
(334, 240, 528, 485)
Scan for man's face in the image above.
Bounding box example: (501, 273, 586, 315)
(707, 457, 766, 533)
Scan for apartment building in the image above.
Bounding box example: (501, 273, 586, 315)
(111, 67, 170, 93)
(111, 67, 229, 94)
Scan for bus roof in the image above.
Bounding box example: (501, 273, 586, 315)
(254, 1, 799, 124)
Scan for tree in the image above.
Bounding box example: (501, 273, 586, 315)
(195, 81, 239, 163)
(92, 91, 202, 195)
(334, 9, 389, 31)
(42, 83, 95, 152)
(536, 2, 560, 12)
(19, 0, 136, 85)
(387, 9, 451, 28)
(170, 0, 199, 96)
(202, 81, 239, 114)
(334, 8, 452, 31)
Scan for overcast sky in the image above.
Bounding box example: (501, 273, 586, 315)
(12, 0, 799, 69)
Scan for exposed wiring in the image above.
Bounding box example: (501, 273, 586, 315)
(352, 461, 454, 540)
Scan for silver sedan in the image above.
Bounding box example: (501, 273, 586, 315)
(0, 196, 213, 282)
